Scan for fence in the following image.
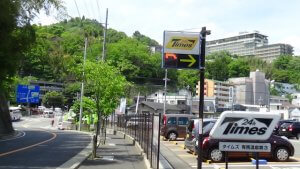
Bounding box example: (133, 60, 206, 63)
(116, 113, 161, 169)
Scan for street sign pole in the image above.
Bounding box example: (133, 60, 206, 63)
(198, 27, 210, 169)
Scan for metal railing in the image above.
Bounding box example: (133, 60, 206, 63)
(116, 113, 160, 169)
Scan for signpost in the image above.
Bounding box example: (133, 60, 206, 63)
(16, 85, 40, 104)
(162, 28, 210, 169)
(162, 31, 201, 69)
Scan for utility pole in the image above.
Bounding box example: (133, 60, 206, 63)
(79, 37, 88, 131)
(135, 92, 140, 114)
(102, 8, 108, 61)
(163, 69, 168, 114)
(197, 27, 210, 169)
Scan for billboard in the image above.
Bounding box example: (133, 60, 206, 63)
(210, 111, 280, 140)
(162, 31, 201, 69)
(16, 85, 40, 103)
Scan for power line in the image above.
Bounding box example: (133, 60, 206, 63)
(73, 0, 81, 18)
(83, 0, 91, 18)
(89, 0, 97, 21)
(95, 0, 102, 23)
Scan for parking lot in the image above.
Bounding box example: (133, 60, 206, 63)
(161, 137, 300, 169)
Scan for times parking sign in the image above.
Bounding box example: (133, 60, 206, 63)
(210, 111, 280, 141)
(162, 31, 201, 69)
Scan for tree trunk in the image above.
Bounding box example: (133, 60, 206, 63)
(0, 90, 14, 136)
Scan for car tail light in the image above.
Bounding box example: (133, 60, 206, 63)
(288, 125, 293, 131)
(163, 114, 166, 125)
(202, 137, 210, 148)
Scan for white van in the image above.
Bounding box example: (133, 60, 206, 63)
(9, 106, 22, 121)
(43, 109, 54, 118)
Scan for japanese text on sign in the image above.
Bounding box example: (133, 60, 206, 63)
(219, 142, 271, 152)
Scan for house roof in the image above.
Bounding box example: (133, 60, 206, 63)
(128, 101, 183, 111)
(140, 101, 182, 111)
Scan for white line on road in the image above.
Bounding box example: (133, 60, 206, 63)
(213, 163, 220, 169)
(0, 130, 26, 142)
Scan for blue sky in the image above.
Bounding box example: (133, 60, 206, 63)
(35, 0, 300, 55)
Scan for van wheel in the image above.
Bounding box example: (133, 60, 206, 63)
(168, 132, 177, 141)
(274, 147, 290, 162)
(297, 133, 300, 140)
(209, 148, 224, 162)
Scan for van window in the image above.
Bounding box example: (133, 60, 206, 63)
(167, 117, 177, 125)
(178, 117, 188, 125)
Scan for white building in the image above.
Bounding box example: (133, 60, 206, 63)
(196, 79, 234, 108)
(271, 82, 297, 95)
(146, 89, 192, 105)
(206, 31, 293, 62)
(292, 93, 300, 107)
(229, 70, 270, 106)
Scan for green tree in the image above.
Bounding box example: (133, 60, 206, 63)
(79, 61, 128, 135)
(63, 82, 81, 107)
(177, 70, 199, 94)
(133, 31, 159, 46)
(206, 52, 232, 81)
(71, 96, 96, 124)
(42, 91, 65, 108)
(0, 0, 64, 135)
(270, 87, 280, 96)
(228, 58, 250, 78)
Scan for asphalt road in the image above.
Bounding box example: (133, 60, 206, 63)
(0, 116, 91, 169)
(161, 138, 300, 169)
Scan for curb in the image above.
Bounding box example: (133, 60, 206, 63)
(0, 130, 24, 141)
(56, 130, 93, 169)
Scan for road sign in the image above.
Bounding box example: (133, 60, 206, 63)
(210, 111, 280, 140)
(163, 53, 200, 69)
(162, 31, 201, 69)
(219, 142, 271, 152)
(16, 85, 40, 103)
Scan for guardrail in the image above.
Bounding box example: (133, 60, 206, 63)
(116, 114, 160, 169)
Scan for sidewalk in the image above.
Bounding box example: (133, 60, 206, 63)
(79, 132, 147, 169)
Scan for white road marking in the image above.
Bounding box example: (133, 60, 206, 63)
(102, 156, 114, 161)
(0, 131, 26, 142)
(213, 163, 220, 169)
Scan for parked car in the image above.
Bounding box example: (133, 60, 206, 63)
(43, 109, 54, 118)
(278, 121, 300, 139)
(187, 118, 295, 162)
(273, 119, 296, 135)
(160, 114, 196, 140)
(202, 135, 294, 162)
(9, 107, 22, 121)
(184, 119, 217, 152)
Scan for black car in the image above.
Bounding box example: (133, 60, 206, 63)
(184, 119, 217, 152)
(278, 121, 300, 139)
(273, 120, 296, 135)
(202, 135, 295, 162)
